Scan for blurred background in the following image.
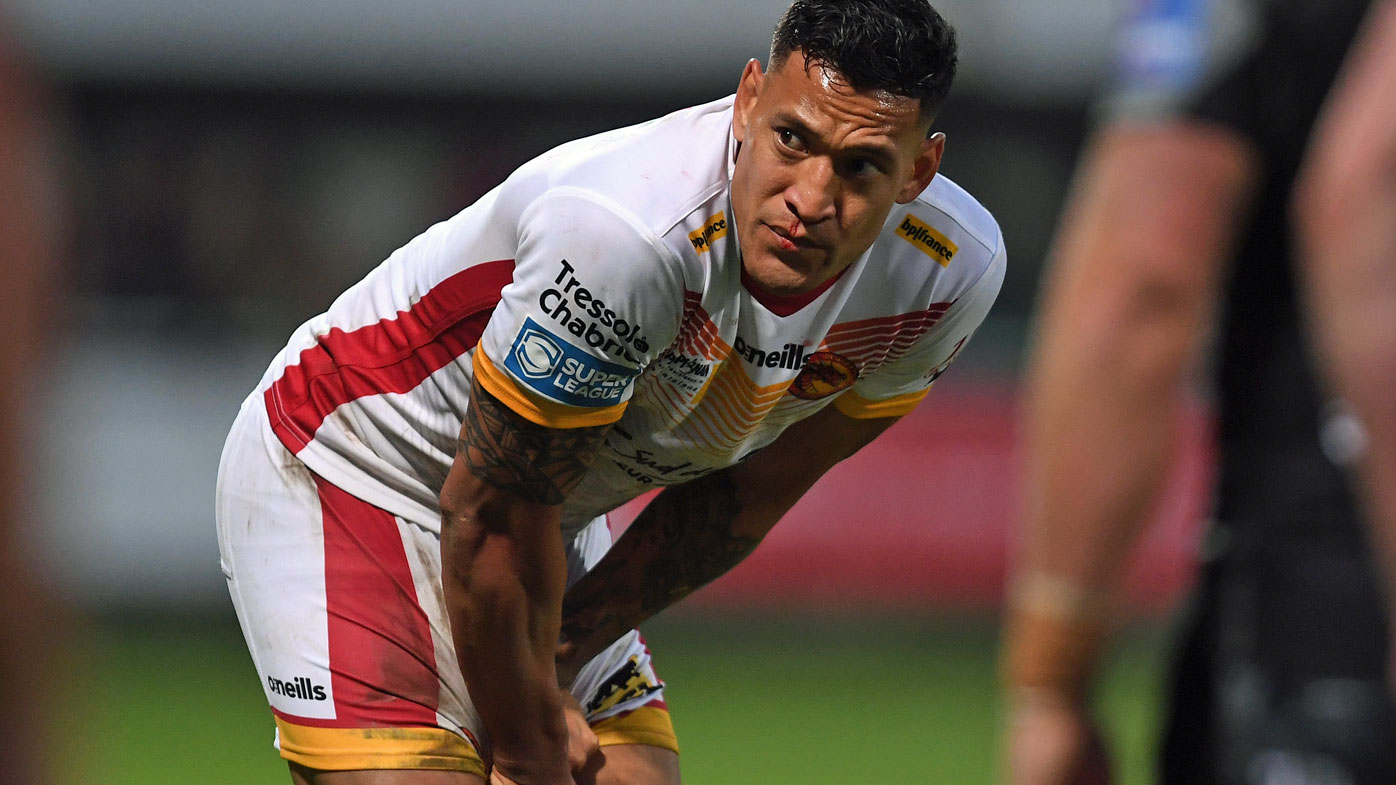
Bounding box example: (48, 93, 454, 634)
(2, 0, 1216, 781)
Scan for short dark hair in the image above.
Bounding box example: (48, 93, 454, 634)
(770, 0, 959, 124)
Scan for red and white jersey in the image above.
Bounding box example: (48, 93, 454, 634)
(255, 95, 1006, 537)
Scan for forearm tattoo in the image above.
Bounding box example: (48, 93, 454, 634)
(560, 471, 759, 651)
(460, 374, 609, 505)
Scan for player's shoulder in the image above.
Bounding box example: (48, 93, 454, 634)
(502, 96, 735, 236)
(882, 173, 1004, 276)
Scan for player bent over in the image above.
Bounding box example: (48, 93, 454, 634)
(215, 1, 1003, 782)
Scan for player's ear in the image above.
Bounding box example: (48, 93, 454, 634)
(733, 58, 765, 145)
(896, 131, 945, 204)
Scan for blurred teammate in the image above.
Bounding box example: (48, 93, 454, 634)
(0, 21, 58, 785)
(1295, 0, 1396, 632)
(216, 1, 1003, 783)
(1001, 1, 1396, 784)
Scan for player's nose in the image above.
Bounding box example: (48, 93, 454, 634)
(783, 158, 837, 225)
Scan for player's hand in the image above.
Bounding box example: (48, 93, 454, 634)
(560, 690, 601, 774)
(1004, 689, 1112, 785)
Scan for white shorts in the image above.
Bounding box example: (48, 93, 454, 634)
(215, 397, 675, 776)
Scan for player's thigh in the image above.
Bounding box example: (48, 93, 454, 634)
(217, 403, 486, 776)
(288, 762, 485, 785)
(577, 744, 680, 785)
(572, 631, 679, 785)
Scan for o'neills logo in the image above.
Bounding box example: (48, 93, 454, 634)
(788, 351, 859, 399)
(688, 212, 729, 254)
(268, 675, 327, 701)
(896, 214, 957, 267)
(734, 336, 809, 370)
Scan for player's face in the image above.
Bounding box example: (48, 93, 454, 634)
(730, 51, 945, 296)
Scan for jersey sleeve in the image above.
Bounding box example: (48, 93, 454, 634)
(834, 232, 1006, 420)
(475, 187, 685, 429)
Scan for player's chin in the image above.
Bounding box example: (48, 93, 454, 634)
(745, 249, 829, 296)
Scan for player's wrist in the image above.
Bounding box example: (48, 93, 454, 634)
(490, 726, 573, 785)
(1007, 569, 1110, 623)
(489, 756, 574, 785)
(484, 680, 572, 772)
(1000, 570, 1114, 705)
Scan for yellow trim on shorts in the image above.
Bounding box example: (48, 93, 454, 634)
(274, 717, 486, 776)
(591, 706, 680, 754)
(473, 347, 629, 428)
(833, 388, 929, 419)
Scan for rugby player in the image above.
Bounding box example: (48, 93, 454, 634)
(1001, 1, 1396, 783)
(216, 1, 1004, 783)
(0, 26, 59, 785)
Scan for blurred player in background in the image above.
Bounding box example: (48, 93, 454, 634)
(1294, 0, 1396, 654)
(0, 17, 59, 785)
(216, 1, 1002, 783)
(1001, 1, 1396, 783)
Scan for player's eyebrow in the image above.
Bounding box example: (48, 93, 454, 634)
(772, 110, 900, 168)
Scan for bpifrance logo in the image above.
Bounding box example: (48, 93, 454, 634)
(788, 351, 859, 400)
(505, 318, 638, 407)
(896, 213, 957, 267)
(688, 212, 729, 254)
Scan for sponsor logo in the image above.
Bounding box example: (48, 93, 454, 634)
(607, 438, 713, 487)
(585, 655, 662, 714)
(688, 212, 729, 254)
(538, 259, 651, 363)
(658, 351, 711, 381)
(733, 336, 809, 370)
(788, 351, 859, 399)
(896, 214, 957, 267)
(268, 675, 327, 701)
(654, 350, 714, 398)
(514, 329, 564, 378)
(505, 318, 637, 407)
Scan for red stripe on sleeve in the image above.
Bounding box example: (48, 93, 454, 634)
(266, 260, 515, 453)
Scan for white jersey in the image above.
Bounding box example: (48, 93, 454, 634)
(255, 95, 1006, 537)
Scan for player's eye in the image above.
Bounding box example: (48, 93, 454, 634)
(841, 158, 886, 178)
(776, 128, 806, 152)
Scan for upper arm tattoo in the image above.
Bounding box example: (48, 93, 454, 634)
(459, 373, 611, 505)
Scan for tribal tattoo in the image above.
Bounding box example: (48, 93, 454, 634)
(558, 470, 759, 663)
(459, 374, 610, 506)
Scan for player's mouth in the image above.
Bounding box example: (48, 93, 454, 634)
(764, 223, 831, 254)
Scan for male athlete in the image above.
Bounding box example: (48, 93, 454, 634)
(1001, 1, 1396, 783)
(216, 1, 1004, 783)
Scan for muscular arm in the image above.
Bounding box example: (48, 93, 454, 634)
(439, 372, 610, 784)
(1294, 0, 1396, 674)
(555, 402, 898, 680)
(1001, 124, 1257, 783)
